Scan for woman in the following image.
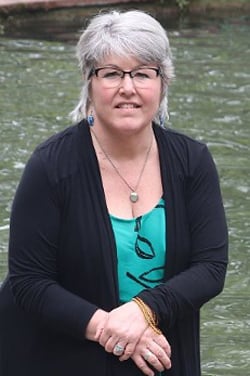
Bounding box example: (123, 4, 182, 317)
(0, 10, 228, 376)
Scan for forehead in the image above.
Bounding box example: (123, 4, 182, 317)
(98, 54, 150, 69)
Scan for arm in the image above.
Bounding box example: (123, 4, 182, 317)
(137, 145, 228, 328)
(8, 151, 98, 341)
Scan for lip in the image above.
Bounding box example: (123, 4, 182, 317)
(115, 102, 140, 109)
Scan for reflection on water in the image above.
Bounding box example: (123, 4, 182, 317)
(0, 8, 249, 376)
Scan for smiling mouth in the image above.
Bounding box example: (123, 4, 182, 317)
(116, 103, 140, 109)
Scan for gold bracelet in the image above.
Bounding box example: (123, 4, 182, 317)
(132, 297, 162, 335)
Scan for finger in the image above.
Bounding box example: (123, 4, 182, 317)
(143, 349, 165, 372)
(119, 347, 133, 361)
(113, 342, 126, 357)
(131, 356, 154, 376)
(103, 336, 120, 352)
(154, 335, 171, 357)
(155, 347, 172, 370)
(145, 345, 171, 371)
(119, 341, 137, 361)
(98, 329, 111, 347)
(94, 326, 104, 341)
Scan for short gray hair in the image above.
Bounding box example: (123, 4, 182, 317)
(70, 10, 175, 126)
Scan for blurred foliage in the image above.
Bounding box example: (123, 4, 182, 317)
(160, 0, 250, 10)
(175, 0, 189, 9)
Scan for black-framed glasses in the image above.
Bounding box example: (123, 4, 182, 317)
(90, 66, 161, 88)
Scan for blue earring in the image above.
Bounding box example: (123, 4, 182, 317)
(87, 111, 94, 126)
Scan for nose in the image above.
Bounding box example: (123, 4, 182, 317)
(119, 74, 136, 94)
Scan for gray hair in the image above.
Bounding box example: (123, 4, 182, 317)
(70, 10, 175, 126)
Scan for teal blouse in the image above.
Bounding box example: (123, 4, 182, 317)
(110, 198, 166, 303)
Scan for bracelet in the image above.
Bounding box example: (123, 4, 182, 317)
(132, 297, 162, 335)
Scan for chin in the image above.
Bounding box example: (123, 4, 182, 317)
(117, 122, 145, 134)
(118, 117, 150, 130)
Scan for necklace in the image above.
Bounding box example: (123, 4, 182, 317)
(91, 129, 153, 203)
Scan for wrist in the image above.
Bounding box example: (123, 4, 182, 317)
(85, 309, 108, 341)
(132, 297, 161, 335)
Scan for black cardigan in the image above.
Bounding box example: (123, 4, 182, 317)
(0, 121, 228, 376)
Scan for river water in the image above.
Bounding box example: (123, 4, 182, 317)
(0, 6, 249, 375)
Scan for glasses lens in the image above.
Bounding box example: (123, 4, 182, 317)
(96, 67, 159, 88)
(97, 68, 122, 86)
(132, 68, 158, 86)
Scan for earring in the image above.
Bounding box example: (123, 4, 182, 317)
(87, 111, 94, 126)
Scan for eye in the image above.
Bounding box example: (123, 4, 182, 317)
(133, 70, 150, 80)
(101, 69, 121, 79)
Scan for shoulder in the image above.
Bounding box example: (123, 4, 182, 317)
(156, 125, 206, 151)
(28, 121, 90, 184)
(35, 123, 79, 156)
(155, 125, 215, 176)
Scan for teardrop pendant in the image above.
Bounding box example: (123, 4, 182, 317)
(130, 191, 139, 203)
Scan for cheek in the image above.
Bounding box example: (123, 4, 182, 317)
(149, 82, 161, 100)
(147, 87, 162, 108)
(91, 85, 113, 107)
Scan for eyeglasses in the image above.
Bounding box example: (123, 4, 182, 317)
(90, 66, 161, 88)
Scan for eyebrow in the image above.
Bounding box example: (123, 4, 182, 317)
(97, 64, 153, 70)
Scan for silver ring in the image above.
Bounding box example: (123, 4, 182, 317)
(143, 349, 153, 362)
(113, 343, 124, 356)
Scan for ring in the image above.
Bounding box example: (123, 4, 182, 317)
(113, 343, 124, 356)
(143, 349, 153, 362)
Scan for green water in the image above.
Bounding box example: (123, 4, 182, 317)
(0, 7, 249, 375)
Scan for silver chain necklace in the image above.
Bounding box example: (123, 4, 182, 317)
(91, 129, 153, 203)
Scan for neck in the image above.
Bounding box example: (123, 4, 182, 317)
(90, 124, 154, 161)
(91, 126, 154, 204)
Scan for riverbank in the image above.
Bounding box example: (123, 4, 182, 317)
(1, 0, 249, 42)
(0, 0, 150, 13)
(0, 0, 250, 14)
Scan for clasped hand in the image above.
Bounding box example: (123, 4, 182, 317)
(94, 301, 171, 375)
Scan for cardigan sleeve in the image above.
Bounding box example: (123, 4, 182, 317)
(137, 143, 228, 329)
(8, 151, 98, 341)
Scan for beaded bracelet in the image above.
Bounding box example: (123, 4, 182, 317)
(132, 297, 162, 335)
